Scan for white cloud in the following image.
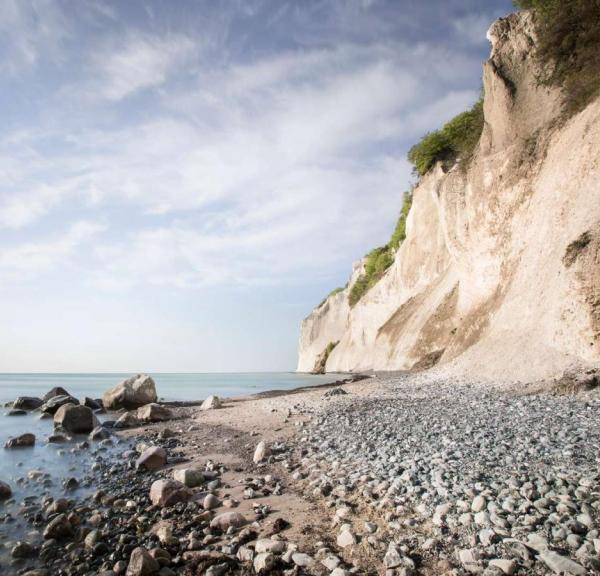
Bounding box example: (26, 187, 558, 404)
(0, 31, 484, 290)
(95, 33, 197, 100)
(0, 221, 105, 281)
(0, 0, 68, 73)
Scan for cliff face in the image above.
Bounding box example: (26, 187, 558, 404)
(297, 12, 600, 382)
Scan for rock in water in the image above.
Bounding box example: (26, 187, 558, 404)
(84, 397, 103, 410)
(89, 426, 111, 441)
(43, 386, 71, 402)
(0, 480, 12, 499)
(103, 374, 157, 410)
(200, 395, 222, 410)
(126, 547, 160, 576)
(149, 479, 192, 507)
(40, 395, 79, 414)
(54, 404, 98, 434)
(137, 403, 172, 422)
(253, 441, 271, 464)
(12, 397, 43, 410)
(136, 447, 167, 471)
(4, 433, 35, 449)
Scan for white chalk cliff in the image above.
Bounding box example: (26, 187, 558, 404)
(297, 12, 600, 382)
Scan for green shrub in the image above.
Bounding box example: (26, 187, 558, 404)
(408, 97, 484, 176)
(348, 192, 413, 307)
(513, 0, 600, 116)
(390, 191, 413, 250)
(407, 131, 450, 177)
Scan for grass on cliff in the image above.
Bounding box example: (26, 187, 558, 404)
(514, 0, 600, 116)
(348, 192, 413, 307)
(408, 97, 484, 176)
(313, 341, 339, 374)
(317, 286, 346, 309)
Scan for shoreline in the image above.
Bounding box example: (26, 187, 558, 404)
(2, 371, 600, 575)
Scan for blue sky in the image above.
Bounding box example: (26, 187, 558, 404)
(0, 0, 514, 372)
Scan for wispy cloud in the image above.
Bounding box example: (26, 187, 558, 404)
(0, 0, 501, 290)
(0, 220, 105, 282)
(94, 33, 197, 100)
(0, 0, 69, 73)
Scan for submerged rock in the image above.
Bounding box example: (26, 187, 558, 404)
(5, 432, 36, 448)
(0, 480, 12, 499)
(12, 396, 44, 410)
(89, 426, 111, 441)
(103, 373, 157, 410)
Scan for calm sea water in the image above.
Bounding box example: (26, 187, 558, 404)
(0, 372, 339, 494)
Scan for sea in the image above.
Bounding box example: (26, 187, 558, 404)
(0, 372, 339, 501)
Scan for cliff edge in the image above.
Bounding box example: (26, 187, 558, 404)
(298, 11, 600, 382)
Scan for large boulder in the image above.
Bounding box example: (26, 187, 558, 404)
(200, 395, 222, 410)
(103, 374, 157, 410)
(54, 404, 98, 434)
(12, 397, 43, 411)
(40, 395, 79, 415)
(4, 433, 35, 449)
(136, 447, 167, 471)
(149, 479, 192, 507)
(137, 403, 172, 422)
(43, 387, 71, 402)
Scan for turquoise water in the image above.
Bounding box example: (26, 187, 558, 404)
(0, 372, 339, 493)
(0, 372, 339, 405)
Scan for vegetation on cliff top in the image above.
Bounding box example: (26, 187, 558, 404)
(348, 191, 413, 307)
(407, 97, 484, 177)
(514, 0, 600, 116)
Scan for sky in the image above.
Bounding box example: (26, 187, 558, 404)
(0, 0, 514, 373)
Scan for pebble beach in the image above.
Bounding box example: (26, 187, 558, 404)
(1, 371, 600, 575)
